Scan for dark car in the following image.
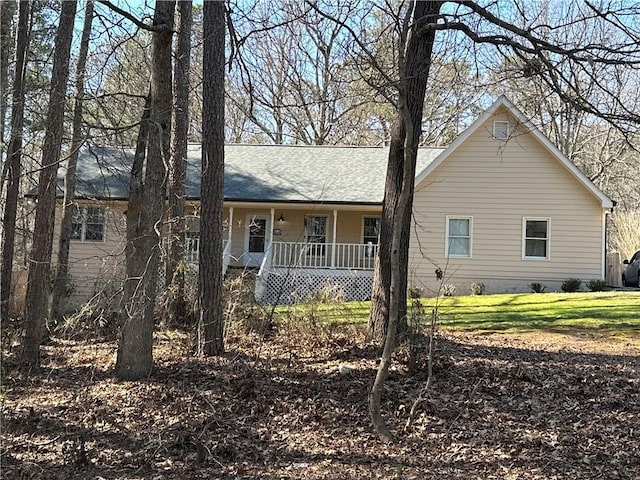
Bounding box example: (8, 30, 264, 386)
(622, 250, 640, 288)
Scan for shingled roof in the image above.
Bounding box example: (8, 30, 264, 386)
(50, 144, 443, 205)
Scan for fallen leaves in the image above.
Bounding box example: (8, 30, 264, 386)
(1, 329, 639, 479)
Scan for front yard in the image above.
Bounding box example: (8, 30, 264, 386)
(2, 291, 639, 479)
(279, 291, 640, 339)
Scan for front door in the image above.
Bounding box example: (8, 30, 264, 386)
(244, 214, 269, 267)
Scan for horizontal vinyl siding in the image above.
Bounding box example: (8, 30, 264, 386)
(224, 207, 381, 268)
(53, 201, 127, 308)
(410, 109, 605, 294)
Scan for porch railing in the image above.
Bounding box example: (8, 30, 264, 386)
(270, 241, 378, 270)
(184, 238, 230, 275)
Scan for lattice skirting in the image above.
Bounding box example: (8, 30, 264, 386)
(256, 268, 374, 305)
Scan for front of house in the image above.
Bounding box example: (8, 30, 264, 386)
(45, 97, 613, 311)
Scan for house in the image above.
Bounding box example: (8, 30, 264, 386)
(42, 96, 613, 310)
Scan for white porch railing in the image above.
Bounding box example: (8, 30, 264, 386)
(270, 241, 378, 270)
(184, 238, 230, 275)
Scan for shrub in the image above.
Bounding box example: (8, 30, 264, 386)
(470, 282, 485, 295)
(224, 269, 273, 339)
(441, 283, 456, 297)
(307, 281, 346, 304)
(530, 282, 546, 293)
(586, 279, 608, 292)
(561, 278, 583, 292)
(407, 286, 423, 299)
(57, 288, 121, 340)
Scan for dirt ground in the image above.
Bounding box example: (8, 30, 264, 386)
(2, 324, 639, 479)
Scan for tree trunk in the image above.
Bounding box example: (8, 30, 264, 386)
(166, 0, 192, 325)
(368, 1, 440, 347)
(369, 117, 415, 444)
(197, 0, 225, 356)
(0, 0, 29, 323)
(368, 0, 440, 441)
(115, 0, 174, 380)
(0, 0, 16, 146)
(21, 0, 77, 366)
(368, 119, 410, 345)
(50, 0, 94, 322)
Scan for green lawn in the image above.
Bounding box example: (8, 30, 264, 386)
(276, 291, 640, 338)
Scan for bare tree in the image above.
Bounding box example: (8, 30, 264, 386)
(21, 0, 77, 366)
(313, 0, 640, 441)
(227, 1, 375, 145)
(0, 0, 16, 146)
(368, 1, 441, 443)
(197, 0, 225, 356)
(610, 209, 640, 262)
(114, 0, 174, 380)
(1, 0, 30, 324)
(166, 0, 192, 324)
(50, 0, 95, 321)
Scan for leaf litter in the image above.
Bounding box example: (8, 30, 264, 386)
(2, 326, 639, 479)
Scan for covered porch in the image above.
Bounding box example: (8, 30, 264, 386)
(185, 202, 381, 304)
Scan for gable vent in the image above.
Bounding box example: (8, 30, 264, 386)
(493, 120, 509, 140)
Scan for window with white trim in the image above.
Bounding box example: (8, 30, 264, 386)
(71, 205, 105, 242)
(362, 216, 381, 257)
(493, 120, 509, 140)
(185, 232, 200, 262)
(305, 215, 327, 256)
(446, 216, 472, 258)
(523, 218, 550, 259)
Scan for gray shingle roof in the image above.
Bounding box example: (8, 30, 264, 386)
(53, 144, 443, 204)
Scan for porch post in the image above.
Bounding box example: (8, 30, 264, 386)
(268, 207, 275, 250)
(228, 206, 234, 243)
(331, 209, 337, 268)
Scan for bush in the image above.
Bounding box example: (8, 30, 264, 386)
(586, 279, 608, 292)
(407, 286, 423, 299)
(470, 282, 485, 295)
(561, 278, 583, 292)
(57, 289, 121, 340)
(441, 283, 456, 297)
(307, 281, 346, 304)
(224, 270, 273, 339)
(530, 282, 546, 293)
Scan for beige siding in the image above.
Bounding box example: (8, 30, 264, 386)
(410, 109, 606, 295)
(223, 206, 381, 268)
(52, 201, 127, 309)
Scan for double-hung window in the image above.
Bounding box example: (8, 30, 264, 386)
(362, 216, 380, 257)
(71, 205, 105, 242)
(446, 216, 472, 258)
(523, 218, 550, 259)
(305, 215, 327, 256)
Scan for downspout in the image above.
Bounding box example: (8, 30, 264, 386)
(331, 209, 337, 269)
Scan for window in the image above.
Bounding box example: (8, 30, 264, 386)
(363, 216, 381, 257)
(185, 232, 200, 262)
(493, 120, 509, 140)
(523, 218, 550, 259)
(71, 205, 105, 242)
(446, 216, 472, 258)
(363, 216, 380, 244)
(247, 217, 267, 253)
(305, 215, 327, 256)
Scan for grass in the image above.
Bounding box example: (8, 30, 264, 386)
(276, 291, 640, 338)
